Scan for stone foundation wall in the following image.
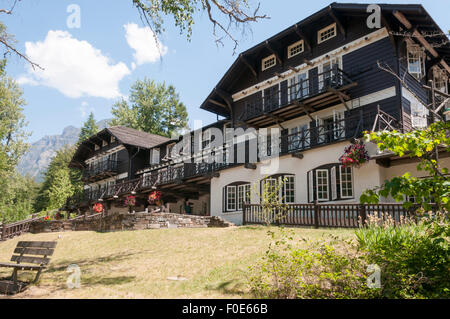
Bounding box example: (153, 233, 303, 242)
(30, 212, 233, 234)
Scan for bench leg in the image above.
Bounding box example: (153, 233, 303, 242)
(34, 269, 43, 284)
(11, 268, 18, 283)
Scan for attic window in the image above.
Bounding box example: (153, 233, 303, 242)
(262, 54, 276, 71)
(111, 136, 116, 143)
(288, 40, 304, 58)
(102, 140, 108, 147)
(318, 23, 337, 44)
(94, 144, 100, 151)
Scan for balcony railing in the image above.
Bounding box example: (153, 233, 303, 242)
(241, 67, 354, 121)
(71, 108, 401, 206)
(83, 160, 120, 181)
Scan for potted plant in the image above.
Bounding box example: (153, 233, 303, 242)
(339, 142, 369, 168)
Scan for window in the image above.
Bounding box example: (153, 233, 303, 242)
(316, 170, 329, 201)
(340, 166, 353, 198)
(166, 144, 175, 160)
(288, 124, 310, 151)
(237, 184, 251, 210)
(331, 166, 337, 200)
(288, 40, 304, 58)
(407, 44, 426, 81)
(150, 148, 160, 165)
(224, 183, 251, 212)
(94, 144, 100, 151)
(308, 165, 354, 202)
(262, 54, 276, 71)
(411, 101, 428, 128)
(111, 136, 116, 143)
(318, 23, 337, 44)
(261, 175, 295, 204)
(202, 129, 211, 150)
(434, 67, 448, 94)
(282, 175, 295, 204)
(289, 72, 309, 101)
(319, 56, 342, 90)
(102, 140, 108, 147)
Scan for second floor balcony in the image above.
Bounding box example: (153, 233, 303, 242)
(82, 160, 120, 182)
(240, 67, 357, 126)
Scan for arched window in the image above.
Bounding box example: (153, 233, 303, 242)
(260, 174, 295, 204)
(307, 164, 354, 202)
(223, 182, 251, 212)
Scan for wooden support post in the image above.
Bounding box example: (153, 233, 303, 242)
(359, 204, 367, 227)
(314, 200, 320, 229)
(242, 203, 246, 225)
(1, 223, 6, 241)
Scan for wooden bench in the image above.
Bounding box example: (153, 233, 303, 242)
(0, 241, 57, 294)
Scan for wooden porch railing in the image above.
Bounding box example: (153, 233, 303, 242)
(242, 202, 430, 228)
(0, 216, 44, 241)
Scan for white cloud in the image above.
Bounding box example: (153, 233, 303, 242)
(79, 101, 94, 118)
(20, 30, 130, 99)
(124, 23, 168, 65)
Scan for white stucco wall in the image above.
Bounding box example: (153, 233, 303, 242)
(210, 141, 386, 225)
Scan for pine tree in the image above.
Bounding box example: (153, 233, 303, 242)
(78, 112, 99, 143)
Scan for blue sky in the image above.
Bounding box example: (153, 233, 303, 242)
(2, 0, 449, 142)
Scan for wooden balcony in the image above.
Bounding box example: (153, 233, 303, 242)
(82, 160, 120, 182)
(240, 67, 357, 127)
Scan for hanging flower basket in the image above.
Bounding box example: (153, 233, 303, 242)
(44, 215, 52, 221)
(93, 203, 104, 213)
(148, 191, 162, 205)
(339, 143, 369, 168)
(125, 195, 136, 207)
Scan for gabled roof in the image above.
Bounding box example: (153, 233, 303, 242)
(107, 126, 170, 149)
(200, 2, 450, 117)
(69, 126, 170, 167)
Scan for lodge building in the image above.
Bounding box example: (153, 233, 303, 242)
(68, 3, 450, 225)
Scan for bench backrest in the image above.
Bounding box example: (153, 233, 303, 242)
(11, 241, 57, 266)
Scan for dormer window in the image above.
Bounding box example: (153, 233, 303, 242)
(407, 43, 426, 81)
(288, 40, 304, 58)
(111, 136, 116, 143)
(318, 23, 337, 44)
(94, 144, 100, 151)
(102, 140, 108, 147)
(262, 54, 276, 71)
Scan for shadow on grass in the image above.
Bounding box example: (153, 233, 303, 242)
(46, 251, 138, 273)
(81, 275, 136, 286)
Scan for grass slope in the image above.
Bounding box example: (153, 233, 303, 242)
(0, 226, 354, 299)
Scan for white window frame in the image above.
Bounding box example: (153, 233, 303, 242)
(316, 169, 329, 201)
(150, 148, 160, 165)
(331, 166, 337, 200)
(237, 184, 251, 211)
(288, 71, 309, 102)
(340, 165, 354, 199)
(287, 40, 304, 58)
(226, 186, 237, 211)
(262, 54, 276, 71)
(407, 43, 426, 81)
(319, 56, 342, 90)
(318, 23, 337, 44)
(202, 129, 212, 150)
(282, 175, 296, 204)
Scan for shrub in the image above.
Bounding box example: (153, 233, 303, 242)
(249, 229, 380, 299)
(355, 212, 450, 298)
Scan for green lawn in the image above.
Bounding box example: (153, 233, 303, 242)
(0, 226, 354, 299)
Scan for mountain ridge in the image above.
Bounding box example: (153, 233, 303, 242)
(18, 119, 110, 182)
